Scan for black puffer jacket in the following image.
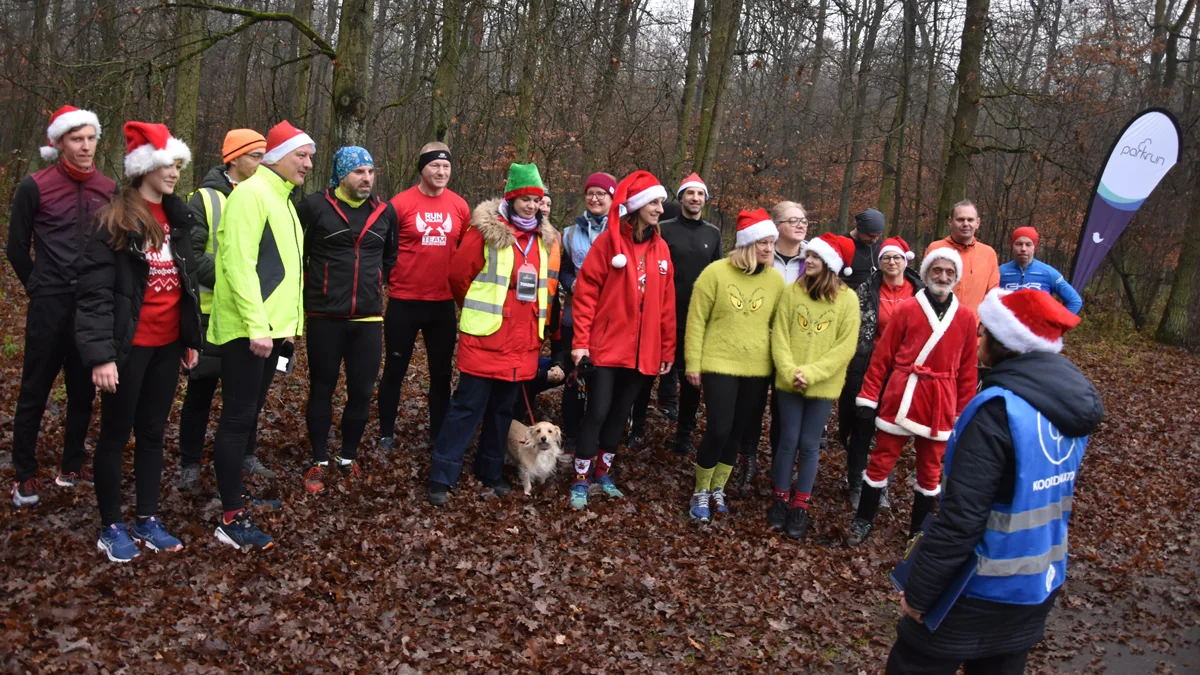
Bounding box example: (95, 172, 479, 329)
(186, 165, 234, 293)
(846, 266, 924, 382)
(297, 188, 398, 318)
(897, 351, 1105, 659)
(75, 194, 204, 368)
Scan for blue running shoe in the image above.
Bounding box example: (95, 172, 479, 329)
(595, 474, 624, 498)
(711, 488, 729, 515)
(689, 490, 711, 523)
(569, 482, 589, 510)
(97, 523, 140, 562)
(215, 511, 276, 551)
(132, 517, 183, 552)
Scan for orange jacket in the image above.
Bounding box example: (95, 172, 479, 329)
(925, 236, 999, 314)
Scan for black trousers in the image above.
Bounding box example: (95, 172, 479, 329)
(839, 371, 875, 485)
(578, 366, 649, 460)
(885, 636, 1029, 675)
(696, 374, 770, 469)
(179, 313, 235, 468)
(12, 293, 95, 481)
(631, 365, 701, 435)
(376, 299, 458, 443)
(741, 381, 780, 456)
(94, 343, 181, 527)
(212, 338, 281, 512)
(306, 317, 383, 463)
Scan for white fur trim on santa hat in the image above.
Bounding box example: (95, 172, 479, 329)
(879, 244, 915, 262)
(263, 132, 316, 164)
(803, 236, 846, 275)
(676, 179, 708, 198)
(124, 136, 192, 178)
(612, 253, 627, 268)
(920, 247, 963, 287)
(735, 218, 779, 248)
(623, 184, 668, 214)
(978, 289, 1064, 355)
(42, 109, 102, 162)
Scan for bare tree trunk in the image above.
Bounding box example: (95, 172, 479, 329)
(695, 0, 744, 180)
(1164, 0, 1198, 94)
(837, 0, 885, 229)
(294, 0, 315, 129)
(429, 0, 466, 142)
(1156, 162, 1200, 348)
(583, 0, 639, 175)
(671, 0, 707, 174)
(326, 0, 375, 187)
(174, 6, 204, 195)
(513, 0, 544, 161)
(1185, 5, 1200, 117)
(231, 0, 257, 128)
(877, 0, 916, 226)
(934, 0, 989, 238)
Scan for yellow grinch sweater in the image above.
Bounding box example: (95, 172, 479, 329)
(685, 259, 785, 377)
(771, 280, 861, 398)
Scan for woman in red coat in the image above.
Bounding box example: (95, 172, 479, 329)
(569, 171, 676, 510)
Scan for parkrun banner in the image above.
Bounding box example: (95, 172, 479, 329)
(1069, 108, 1181, 292)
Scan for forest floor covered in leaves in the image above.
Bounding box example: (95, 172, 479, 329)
(1, 261, 1198, 673)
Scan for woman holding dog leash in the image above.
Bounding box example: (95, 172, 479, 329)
(426, 163, 562, 507)
(683, 208, 784, 523)
(569, 171, 676, 511)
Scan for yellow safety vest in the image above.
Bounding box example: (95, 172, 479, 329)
(189, 187, 225, 315)
(461, 236, 559, 339)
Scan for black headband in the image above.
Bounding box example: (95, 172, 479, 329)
(418, 149, 452, 173)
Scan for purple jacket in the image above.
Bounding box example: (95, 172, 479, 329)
(6, 163, 117, 297)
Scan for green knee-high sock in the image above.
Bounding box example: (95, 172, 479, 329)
(711, 462, 735, 490)
(694, 464, 715, 492)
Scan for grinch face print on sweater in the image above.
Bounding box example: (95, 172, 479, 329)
(796, 306, 834, 334)
(727, 285, 766, 316)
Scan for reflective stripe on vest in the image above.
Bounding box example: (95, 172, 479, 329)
(943, 386, 1088, 606)
(192, 187, 225, 314)
(460, 234, 559, 338)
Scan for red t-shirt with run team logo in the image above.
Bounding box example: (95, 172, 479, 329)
(133, 200, 182, 346)
(388, 185, 470, 301)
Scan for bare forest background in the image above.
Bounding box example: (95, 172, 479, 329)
(1, 0, 1199, 348)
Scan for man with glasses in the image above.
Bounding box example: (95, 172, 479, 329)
(178, 129, 270, 489)
(557, 173, 618, 449)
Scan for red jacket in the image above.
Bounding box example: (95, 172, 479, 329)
(449, 199, 561, 381)
(571, 222, 676, 375)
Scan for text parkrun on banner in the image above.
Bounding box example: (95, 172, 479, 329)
(1032, 471, 1076, 491)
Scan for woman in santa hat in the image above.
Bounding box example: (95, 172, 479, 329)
(768, 233, 861, 540)
(841, 236, 924, 509)
(569, 171, 676, 510)
(75, 122, 203, 562)
(682, 208, 784, 523)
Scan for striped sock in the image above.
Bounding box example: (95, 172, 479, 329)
(790, 491, 811, 510)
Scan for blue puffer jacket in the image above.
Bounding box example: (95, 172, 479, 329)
(999, 259, 1082, 314)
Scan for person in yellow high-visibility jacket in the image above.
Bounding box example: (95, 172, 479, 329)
(427, 163, 561, 507)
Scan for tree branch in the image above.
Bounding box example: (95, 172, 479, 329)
(167, 2, 337, 58)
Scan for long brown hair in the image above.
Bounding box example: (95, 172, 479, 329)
(95, 179, 165, 252)
(623, 208, 661, 242)
(801, 265, 844, 303)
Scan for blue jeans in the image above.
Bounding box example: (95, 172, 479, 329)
(429, 373, 521, 487)
(772, 391, 834, 494)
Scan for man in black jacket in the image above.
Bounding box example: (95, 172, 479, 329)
(177, 128, 267, 489)
(295, 146, 398, 494)
(888, 289, 1103, 674)
(628, 173, 722, 454)
(7, 105, 115, 507)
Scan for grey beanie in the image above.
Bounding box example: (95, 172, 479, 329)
(855, 208, 886, 235)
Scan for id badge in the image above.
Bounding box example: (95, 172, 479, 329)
(516, 262, 538, 303)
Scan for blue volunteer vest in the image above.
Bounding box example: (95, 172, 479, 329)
(943, 386, 1088, 605)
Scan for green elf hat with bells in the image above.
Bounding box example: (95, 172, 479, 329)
(504, 163, 546, 201)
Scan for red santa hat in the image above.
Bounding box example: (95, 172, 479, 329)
(41, 105, 102, 162)
(920, 247, 963, 287)
(878, 236, 914, 262)
(676, 172, 709, 199)
(122, 121, 191, 178)
(735, 208, 779, 248)
(978, 288, 1080, 354)
(610, 171, 668, 268)
(803, 232, 856, 276)
(262, 120, 316, 164)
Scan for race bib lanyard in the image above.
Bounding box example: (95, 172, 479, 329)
(514, 235, 538, 303)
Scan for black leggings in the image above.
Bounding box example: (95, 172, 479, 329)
(306, 317, 383, 463)
(577, 366, 649, 460)
(212, 338, 280, 512)
(885, 637, 1028, 675)
(94, 343, 181, 527)
(376, 299, 458, 443)
(696, 374, 770, 470)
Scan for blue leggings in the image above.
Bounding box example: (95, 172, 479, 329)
(771, 391, 834, 494)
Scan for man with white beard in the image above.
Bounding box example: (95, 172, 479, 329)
(844, 248, 980, 547)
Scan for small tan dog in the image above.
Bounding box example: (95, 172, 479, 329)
(506, 420, 565, 495)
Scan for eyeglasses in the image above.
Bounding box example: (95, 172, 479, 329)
(585, 192, 610, 202)
(778, 217, 808, 226)
(880, 255, 905, 264)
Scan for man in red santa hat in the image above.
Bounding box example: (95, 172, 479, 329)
(844, 246, 978, 547)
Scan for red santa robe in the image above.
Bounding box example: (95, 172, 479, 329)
(855, 289, 978, 441)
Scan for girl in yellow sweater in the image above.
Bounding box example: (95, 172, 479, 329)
(684, 209, 785, 522)
(769, 233, 861, 540)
